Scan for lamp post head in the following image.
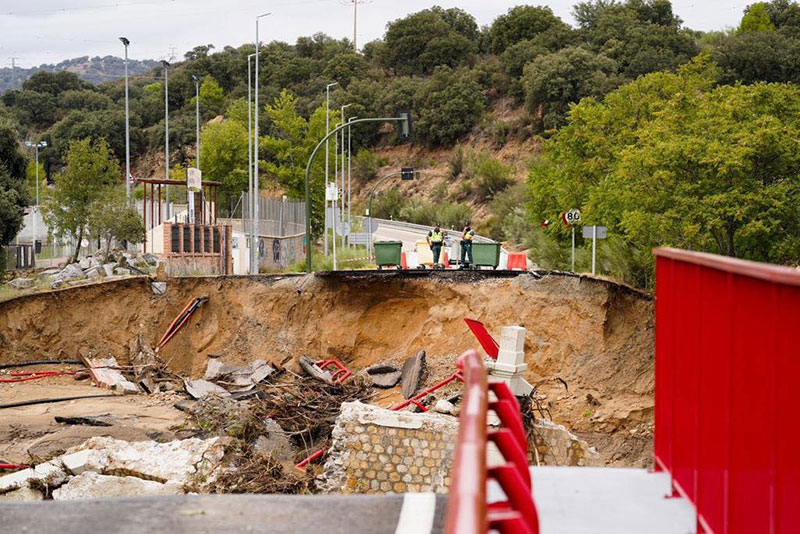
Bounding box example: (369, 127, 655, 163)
(161, 60, 170, 69)
(40, 141, 47, 148)
(119, 37, 130, 47)
(257, 12, 272, 19)
(25, 141, 32, 148)
(191, 75, 199, 82)
(327, 82, 338, 90)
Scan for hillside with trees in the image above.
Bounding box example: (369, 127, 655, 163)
(1, 0, 799, 285)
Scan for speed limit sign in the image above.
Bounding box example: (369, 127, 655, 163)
(565, 208, 581, 225)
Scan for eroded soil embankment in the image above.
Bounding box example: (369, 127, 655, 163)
(0, 272, 655, 466)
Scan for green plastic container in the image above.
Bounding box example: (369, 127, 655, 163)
(471, 242, 501, 269)
(373, 241, 403, 269)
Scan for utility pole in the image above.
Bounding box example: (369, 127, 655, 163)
(162, 60, 170, 220)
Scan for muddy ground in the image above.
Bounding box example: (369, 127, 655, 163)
(0, 271, 655, 468)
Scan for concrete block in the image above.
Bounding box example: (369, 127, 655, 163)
(53, 472, 184, 500)
(401, 350, 426, 399)
(61, 450, 107, 476)
(0, 487, 44, 501)
(7, 278, 35, 289)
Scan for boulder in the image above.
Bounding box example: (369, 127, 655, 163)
(7, 277, 35, 290)
(85, 266, 104, 279)
(102, 263, 118, 277)
(114, 268, 131, 276)
(58, 263, 84, 280)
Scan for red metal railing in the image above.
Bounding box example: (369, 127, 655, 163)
(654, 248, 800, 534)
(445, 349, 539, 534)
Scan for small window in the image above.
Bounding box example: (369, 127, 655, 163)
(171, 226, 180, 253)
(183, 226, 191, 253)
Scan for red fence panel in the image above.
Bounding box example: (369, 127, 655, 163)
(654, 248, 800, 534)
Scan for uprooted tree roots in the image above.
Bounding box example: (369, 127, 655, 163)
(186, 371, 375, 494)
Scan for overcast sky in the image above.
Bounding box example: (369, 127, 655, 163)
(1, 1, 751, 68)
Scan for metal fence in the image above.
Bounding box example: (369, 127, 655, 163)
(653, 248, 800, 534)
(235, 194, 306, 237)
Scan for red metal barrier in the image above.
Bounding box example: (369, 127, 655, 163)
(506, 253, 528, 271)
(444, 350, 539, 534)
(653, 248, 800, 534)
(464, 318, 499, 359)
(316, 359, 352, 383)
(390, 370, 463, 412)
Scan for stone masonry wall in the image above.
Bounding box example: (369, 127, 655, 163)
(318, 402, 459, 494)
(530, 419, 600, 467)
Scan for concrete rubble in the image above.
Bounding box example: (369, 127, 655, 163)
(401, 350, 427, 399)
(365, 363, 402, 388)
(52, 472, 183, 500)
(3, 249, 160, 291)
(0, 436, 227, 500)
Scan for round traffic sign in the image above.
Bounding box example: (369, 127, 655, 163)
(565, 208, 581, 225)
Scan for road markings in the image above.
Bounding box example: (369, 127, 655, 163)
(395, 492, 436, 534)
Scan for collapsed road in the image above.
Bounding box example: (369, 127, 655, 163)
(0, 270, 656, 502)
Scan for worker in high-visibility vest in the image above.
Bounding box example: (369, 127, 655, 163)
(426, 224, 446, 269)
(460, 223, 475, 269)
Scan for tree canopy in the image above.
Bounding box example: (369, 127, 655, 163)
(528, 58, 800, 285)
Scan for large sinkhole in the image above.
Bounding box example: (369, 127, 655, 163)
(0, 271, 655, 468)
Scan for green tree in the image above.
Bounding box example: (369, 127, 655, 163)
(199, 76, 227, 117)
(199, 117, 248, 214)
(87, 186, 145, 261)
(379, 8, 478, 75)
(740, 2, 777, 32)
(414, 67, 485, 147)
(43, 138, 120, 262)
(488, 5, 569, 54)
(522, 46, 620, 130)
(528, 58, 800, 285)
(0, 123, 28, 254)
(260, 90, 328, 234)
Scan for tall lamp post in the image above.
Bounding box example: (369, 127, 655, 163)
(347, 116, 356, 249)
(24, 140, 47, 253)
(324, 81, 337, 257)
(191, 75, 200, 170)
(304, 113, 412, 273)
(119, 37, 131, 203)
(247, 53, 256, 273)
(161, 60, 170, 220)
(339, 103, 351, 250)
(253, 12, 271, 275)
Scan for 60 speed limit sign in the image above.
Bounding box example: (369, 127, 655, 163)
(564, 208, 581, 225)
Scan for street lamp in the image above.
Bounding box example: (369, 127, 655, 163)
(339, 103, 351, 251)
(303, 112, 412, 273)
(347, 116, 356, 249)
(24, 140, 47, 253)
(324, 81, 338, 257)
(247, 52, 256, 274)
(253, 12, 271, 275)
(119, 37, 131, 203)
(161, 60, 170, 220)
(192, 75, 200, 170)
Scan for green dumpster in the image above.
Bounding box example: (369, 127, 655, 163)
(472, 242, 501, 269)
(373, 241, 403, 270)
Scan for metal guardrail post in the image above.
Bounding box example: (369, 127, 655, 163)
(445, 350, 540, 534)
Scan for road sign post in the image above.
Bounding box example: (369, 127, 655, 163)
(564, 209, 581, 272)
(582, 225, 607, 275)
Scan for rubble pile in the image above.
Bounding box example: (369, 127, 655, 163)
(5, 249, 160, 292)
